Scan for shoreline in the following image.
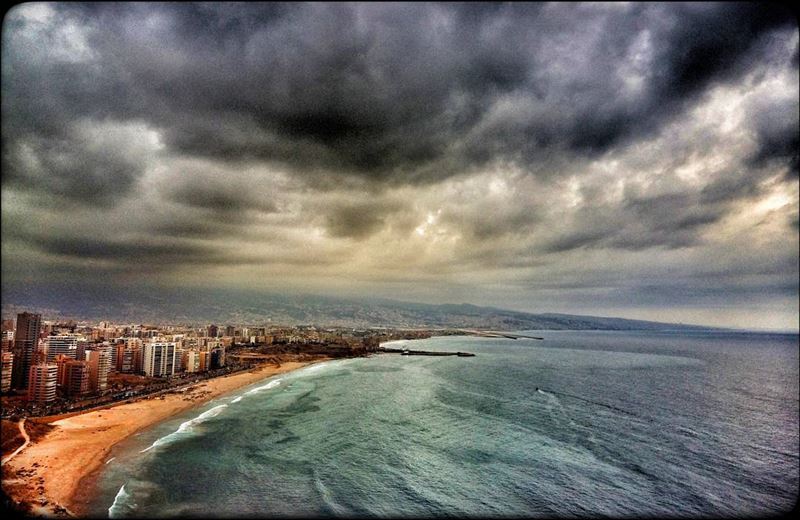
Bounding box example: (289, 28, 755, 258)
(2, 359, 329, 517)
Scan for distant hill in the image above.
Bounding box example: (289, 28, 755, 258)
(1, 285, 718, 331)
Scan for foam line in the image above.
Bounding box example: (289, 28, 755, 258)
(140, 404, 228, 453)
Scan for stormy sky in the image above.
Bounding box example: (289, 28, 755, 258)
(2, 2, 798, 330)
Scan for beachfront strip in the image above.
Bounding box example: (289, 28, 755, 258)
(0, 311, 466, 516)
(1, 312, 456, 419)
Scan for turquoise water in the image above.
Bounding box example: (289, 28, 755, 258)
(88, 331, 799, 517)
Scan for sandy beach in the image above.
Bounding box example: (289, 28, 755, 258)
(1, 360, 324, 517)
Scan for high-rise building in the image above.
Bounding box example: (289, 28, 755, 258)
(198, 350, 210, 372)
(76, 338, 89, 361)
(27, 363, 57, 404)
(115, 344, 136, 373)
(57, 357, 90, 398)
(143, 341, 177, 377)
(133, 347, 144, 374)
(55, 354, 69, 383)
(224, 325, 235, 337)
(1, 351, 14, 393)
(85, 347, 111, 393)
(114, 337, 143, 374)
(1, 330, 14, 352)
(11, 312, 42, 390)
(207, 324, 218, 338)
(210, 346, 225, 369)
(43, 334, 79, 363)
(182, 350, 200, 373)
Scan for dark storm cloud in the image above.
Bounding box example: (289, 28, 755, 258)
(167, 180, 277, 214)
(623, 192, 725, 235)
(747, 96, 800, 175)
(30, 235, 207, 262)
(542, 191, 729, 253)
(144, 209, 259, 240)
(698, 174, 762, 205)
(324, 200, 405, 239)
(1, 7, 158, 203)
(149, 220, 230, 240)
(2, 131, 151, 205)
(15, 230, 271, 269)
(647, 4, 792, 97)
(3, 2, 796, 197)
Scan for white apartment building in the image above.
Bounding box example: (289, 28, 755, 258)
(143, 341, 177, 377)
(43, 334, 79, 363)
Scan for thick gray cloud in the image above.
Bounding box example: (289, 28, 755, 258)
(747, 94, 800, 175)
(4, 3, 795, 187)
(325, 200, 406, 239)
(1, 2, 798, 329)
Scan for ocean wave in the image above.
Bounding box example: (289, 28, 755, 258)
(229, 378, 282, 404)
(140, 404, 228, 453)
(108, 484, 133, 518)
(294, 358, 358, 376)
(246, 379, 282, 394)
(314, 470, 349, 515)
(299, 362, 331, 374)
(108, 479, 163, 518)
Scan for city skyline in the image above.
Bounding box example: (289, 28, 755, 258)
(2, 3, 798, 330)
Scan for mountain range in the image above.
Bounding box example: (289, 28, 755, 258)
(1, 285, 721, 331)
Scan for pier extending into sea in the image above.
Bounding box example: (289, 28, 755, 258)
(377, 347, 475, 357)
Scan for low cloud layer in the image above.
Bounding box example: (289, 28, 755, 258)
(2, 2, 798, 329)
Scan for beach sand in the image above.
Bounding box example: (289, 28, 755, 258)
(1, 360, 324, 517)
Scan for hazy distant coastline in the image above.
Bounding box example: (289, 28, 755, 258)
(1, 288, 728, 332)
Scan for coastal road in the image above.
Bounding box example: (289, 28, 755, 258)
(1, 418, 30, 466)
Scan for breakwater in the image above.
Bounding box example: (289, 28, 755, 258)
(378, 347, 475, 357)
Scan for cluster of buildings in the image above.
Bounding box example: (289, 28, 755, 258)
(1, 312, 227, 405)
(0, 312, 428, 409)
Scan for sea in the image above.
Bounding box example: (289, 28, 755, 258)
(86, 330, 799, 518)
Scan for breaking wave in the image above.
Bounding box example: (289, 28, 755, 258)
(140, 404, 228, 453)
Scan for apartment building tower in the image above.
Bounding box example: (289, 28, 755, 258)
(143, 341, 177, 377)
(44, 334, 79, 363)
(85, 347, 111, 393)
(1, 351, 13, 393)
(11, 312, 42, 390)
(27, 363, 57, 404)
